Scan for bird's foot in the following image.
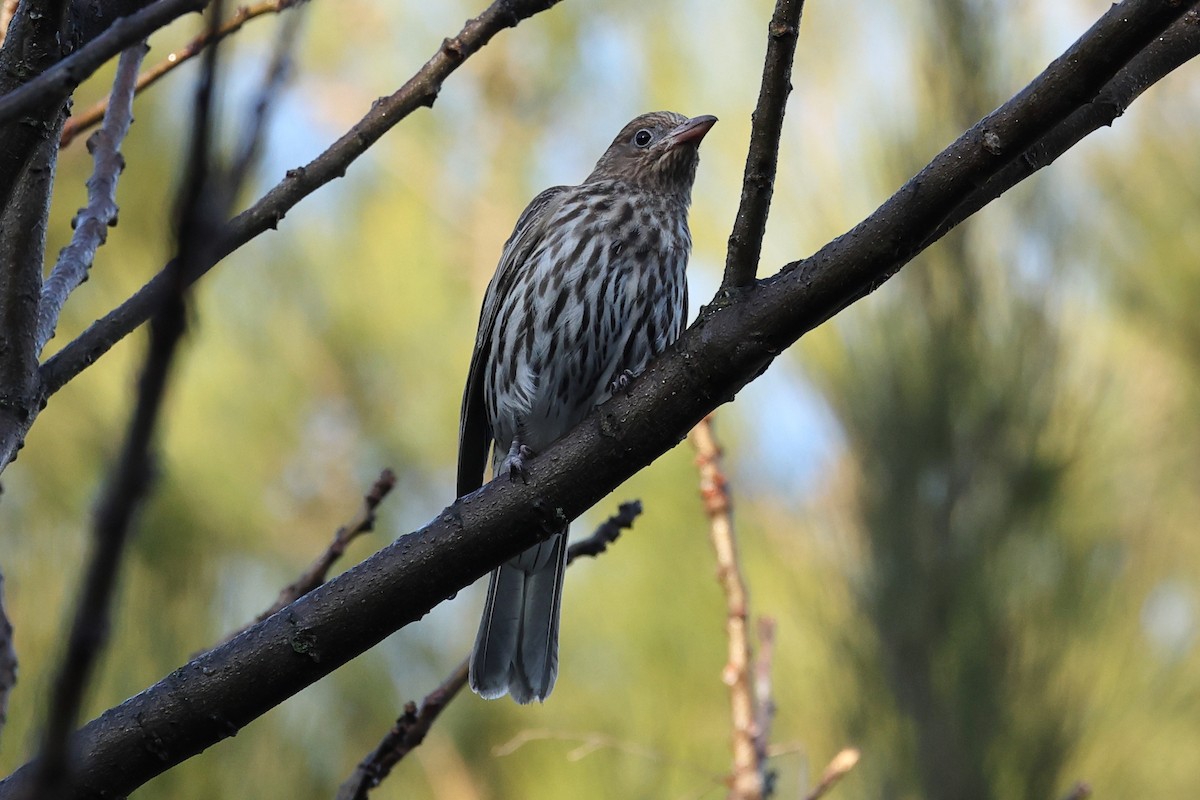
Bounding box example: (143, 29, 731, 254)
(610, 369, 636, 395)
(501, 440, 535, 484)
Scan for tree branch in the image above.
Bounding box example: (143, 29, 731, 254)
(690, 415, 763, 800)
(0, 1, 1195, 797)
(59, 0, 300, 149)
(334, 502, 644, 800)
(753, 617, 778, 796)
(37, 42, 148, 357)
(0, 0, 207, 129)
(722, 0, 804, 291)
(235, 468, 397, 639)
(0, 118, 60, 468)
(803, 748, 860, 800)
(39, 0, 567, 401)
(0, 572, 16, 744)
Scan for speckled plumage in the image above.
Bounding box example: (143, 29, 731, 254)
(459, 111, 716, 704)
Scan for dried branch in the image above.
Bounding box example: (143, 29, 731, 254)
(334, 660, 468, 800)
(564, 499, 642, 561)
(60, 0, 300, 149)
(334, 501, 643, 800)
(0, 3, 1195, 797)
(690, 414, 763, 800)
(803, 748, 860, 800)
(0, 573, 16, 743)
(37, 42, 148, 357)
(0, 0, 208, 129)
(244, 468, 397, 635)
(722, 0, 804, 291)
(40, 0, 565, 401)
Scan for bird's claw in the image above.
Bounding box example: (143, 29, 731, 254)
(502, 442, 534, 484)
(610, 369, 636, 395)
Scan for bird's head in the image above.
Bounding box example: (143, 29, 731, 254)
(586, 111, 717, 202)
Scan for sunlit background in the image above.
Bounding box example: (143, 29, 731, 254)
(2, 0, 1199, 797)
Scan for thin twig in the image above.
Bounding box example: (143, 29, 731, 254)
(802, 748, 860, 800)
(690, 414, 763, 800)
(565, 499, 642, 562)
(721, 0, 804, 291)
(37, 42, 148, 357)
(752, 617, 778, 797)
(0, 0, 209, 128)
(0, 572, 16, 742)
(40, 0, 568, 399)
(227, 2, 304, 181)
(334, 660, 468, 800)
(238, 468, 397, 638)
(334, 500, 643, 800)
(60, 0, 300, 149)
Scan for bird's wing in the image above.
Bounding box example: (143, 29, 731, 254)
(457, 185, 569, 497)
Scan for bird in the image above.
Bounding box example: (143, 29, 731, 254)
(458, 111, 717, 703)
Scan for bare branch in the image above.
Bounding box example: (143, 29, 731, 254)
(227, 2, 305, 182)
(334, 501, 643, 800)
(40, 0, 567, 401)
(37, 42, 148, 357)
(0, 572, 16, 743)
(565, 499, 642, 562)
(0, 0, 208, 129)
(918, 8, 1200, 257)
(0, 3, 1194, 797)
(334, 660, 468, 800)
(722, 0, 804, 291)
(242, 468, 397, 635)
(0, 121, 60, 469)
(803, 748, 860, 800)
(60, 0, 300, 149)
(691, 414, 763, 800)
(753, 617, 778, 796)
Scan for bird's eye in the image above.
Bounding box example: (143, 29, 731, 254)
(633, 129, 653, 148)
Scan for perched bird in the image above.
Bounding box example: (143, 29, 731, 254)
(459, 111, 717, 703)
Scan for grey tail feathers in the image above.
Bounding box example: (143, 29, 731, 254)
(469, 532, 567, 704)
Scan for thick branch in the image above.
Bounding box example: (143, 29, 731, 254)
(39, 0, 566, 400)
(722, 0, 804, 291)
(0, 117, 60, 468)
(37, 42, 147, 356)
(0, 2, 1195, 797)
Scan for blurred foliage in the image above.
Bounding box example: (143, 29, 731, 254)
(1, 0, 1198, 798)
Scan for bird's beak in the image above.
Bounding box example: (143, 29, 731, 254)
(664, 115, 718, 149)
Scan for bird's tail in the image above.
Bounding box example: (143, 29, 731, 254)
(469, 532, 567, 704)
